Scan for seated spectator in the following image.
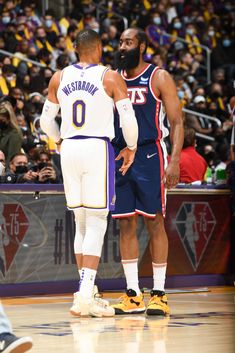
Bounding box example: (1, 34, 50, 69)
(184, 23, 202, 56)
(170, 16, 185, 40)
(36, 150, 62, 183)
(5, 152, 38, 183)
(203, 24, 220, 50)
(0, 64, 17, 96)
(0, 150, 6, 176)
(0, 101, 23, 164)
(146, 12, 170, 50)
(178, 127, 208, 183)
(186, 95, 213, 131)
(211, 33, 235, 81)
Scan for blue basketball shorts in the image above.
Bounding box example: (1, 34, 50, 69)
(112, 141, 168, 218)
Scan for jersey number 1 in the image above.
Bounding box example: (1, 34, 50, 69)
(73, 100, 85, 128)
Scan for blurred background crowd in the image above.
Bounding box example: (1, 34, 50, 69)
(0, 0, 234, 185)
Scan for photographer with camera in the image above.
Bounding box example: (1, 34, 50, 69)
(36, 150, 62, 183)
(5, 153, 38, 183)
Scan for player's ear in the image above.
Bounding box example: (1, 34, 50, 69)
(140, 42, 146, 55)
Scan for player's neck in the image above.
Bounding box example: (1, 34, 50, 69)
(125, 61, 149, 78)
(78, 55, 101, 67)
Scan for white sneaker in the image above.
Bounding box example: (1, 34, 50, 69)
(89, 297, 115, 318)
(70, 292, 91, 317)
(93, 285, 102, 298)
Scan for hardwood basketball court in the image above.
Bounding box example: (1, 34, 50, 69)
(2, 286, 235, 353)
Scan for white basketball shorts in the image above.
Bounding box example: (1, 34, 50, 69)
(60, 137, 115, 211)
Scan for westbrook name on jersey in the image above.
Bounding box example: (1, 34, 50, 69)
(57, 64, 114, 141)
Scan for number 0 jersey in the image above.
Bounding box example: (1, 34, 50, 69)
(57, 64, 115, 140)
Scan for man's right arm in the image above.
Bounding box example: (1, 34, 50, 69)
(104, 70, 138, 175)
(104, 70, 138, 150)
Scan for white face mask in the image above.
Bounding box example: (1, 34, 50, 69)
(0, 162, 5, 176)
(208, 30, 215, 37)
(153, 17, 161, 25)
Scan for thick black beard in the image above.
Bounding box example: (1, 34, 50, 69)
(114, 46, 141, 70)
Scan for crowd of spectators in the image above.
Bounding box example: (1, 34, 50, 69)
(0, 0, 234, 184)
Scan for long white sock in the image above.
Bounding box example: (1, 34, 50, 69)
(79, 267, 97, 299)
(122, 259, 141, 295)
(152, 262, 167, 292)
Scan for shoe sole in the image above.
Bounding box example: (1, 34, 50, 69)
(70, 309, 81, 317)
(3, 339, 33, 353)
(146, 308, 169, 316)
(114, 308, 146, 315)
(89, 311, 114, 318)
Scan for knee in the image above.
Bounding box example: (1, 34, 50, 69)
(146, 214, 165, 235)
(119, 217, 137, 239)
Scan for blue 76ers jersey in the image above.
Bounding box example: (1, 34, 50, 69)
(113, 64, 169, 148)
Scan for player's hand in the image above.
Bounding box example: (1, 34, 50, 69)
(163, 160, 180, 189)
(116, 147, 136, 176)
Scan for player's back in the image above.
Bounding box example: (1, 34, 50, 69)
(57, 64, 114, 140)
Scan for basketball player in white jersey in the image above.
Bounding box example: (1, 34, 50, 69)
(40, 29, 138, 317)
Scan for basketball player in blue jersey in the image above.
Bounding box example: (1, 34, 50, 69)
(112, 28, 184, 315)
(40, 29, 138, 317)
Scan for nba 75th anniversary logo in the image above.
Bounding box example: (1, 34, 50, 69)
(174, 202, 216, 270)
(0, 204, 29, 276)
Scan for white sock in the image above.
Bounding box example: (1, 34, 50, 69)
(79, 267, 97, 299)
(122, 259, 141, 295)
(152, 262, 167, 292)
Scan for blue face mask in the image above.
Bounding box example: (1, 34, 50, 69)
(2, 16, 10, 24)
(153, 17, 161, 25)
(45, 19, 53, 28)
(178, 91, 184, 100)
(186, 28, 194, 36)
(174, 22, 182, 29)
(223, 39, 231, 47)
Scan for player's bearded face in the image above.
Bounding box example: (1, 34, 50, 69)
(115, 45, 141, 70)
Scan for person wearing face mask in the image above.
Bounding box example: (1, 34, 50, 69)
(170, 17, 185, 39)
(0, 102, 23, 165)
(146, 12, 170, 50)
(0, 10, 11, 32)
(211, 34, 235, 81)
(7, 153, 38, 183)
(0, 64, 16, 96)
(185, 23, 202, 55)
(203, 25, 220, 50)
(43, 10, 61, 47)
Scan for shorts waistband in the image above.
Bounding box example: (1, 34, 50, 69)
(66, 135, 110, 142)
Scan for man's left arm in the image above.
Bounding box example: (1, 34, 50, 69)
(153, 70, 184, 189)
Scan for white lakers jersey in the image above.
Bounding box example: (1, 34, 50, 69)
(57, 64, 114, 140)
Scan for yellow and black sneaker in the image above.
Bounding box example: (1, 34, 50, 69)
(146, 290, 170, 316)
(112, 289, 146, 315)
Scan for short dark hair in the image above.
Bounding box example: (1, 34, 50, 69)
(74, 29, 101, 51)
(183, 127, 196, 148)
(133, 28, 148, 54)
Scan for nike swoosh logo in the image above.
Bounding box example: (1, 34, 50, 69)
(147, 153, 157, 159)
(130, 298, 140, 306)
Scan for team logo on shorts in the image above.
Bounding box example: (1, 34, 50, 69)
(174, 202, 216, 270)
